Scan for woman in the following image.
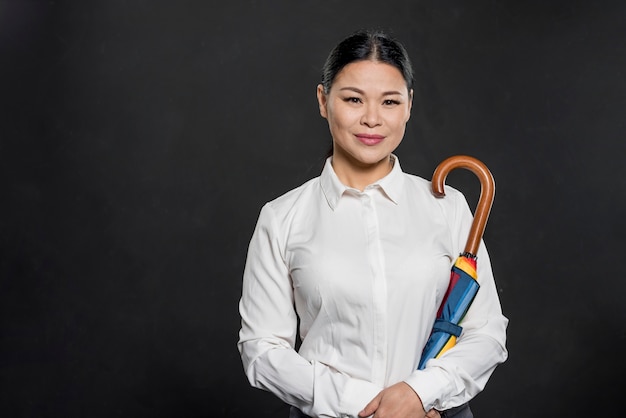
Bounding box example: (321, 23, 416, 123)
(238, 30, 508, 418)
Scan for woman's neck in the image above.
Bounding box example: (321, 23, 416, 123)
(331, 154, 394, 191)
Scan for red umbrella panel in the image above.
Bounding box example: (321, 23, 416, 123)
(418, 156, 495, 370)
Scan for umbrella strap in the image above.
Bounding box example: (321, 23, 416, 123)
(433, 319, 463, 337)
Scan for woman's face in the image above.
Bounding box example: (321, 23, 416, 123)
(317, 60, 412, 171)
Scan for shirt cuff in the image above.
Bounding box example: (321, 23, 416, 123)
(338, 378, 382, 417)
(403, 367, 449, 412)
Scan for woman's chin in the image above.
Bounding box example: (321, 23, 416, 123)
(352, 152, 392, 168)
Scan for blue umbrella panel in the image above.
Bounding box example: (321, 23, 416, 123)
(418, 254, 480, 370)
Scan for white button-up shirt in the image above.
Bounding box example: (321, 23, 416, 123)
(238, 157, 508, 417)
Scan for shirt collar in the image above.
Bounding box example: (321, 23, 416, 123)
(320, 155, 405, 210)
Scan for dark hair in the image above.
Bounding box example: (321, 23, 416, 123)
(321, 30, 414, 94)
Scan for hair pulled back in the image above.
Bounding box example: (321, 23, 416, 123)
(321, 30, 414, 94)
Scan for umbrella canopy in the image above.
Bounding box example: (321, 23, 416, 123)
(418, 155, 495, 370)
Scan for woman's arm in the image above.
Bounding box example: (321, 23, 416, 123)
(403, 190, 508, 412)
(238, 204, 381, 417)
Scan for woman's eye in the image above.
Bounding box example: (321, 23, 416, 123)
(383, 99, 400, 106)
(344, 97, 362, 104)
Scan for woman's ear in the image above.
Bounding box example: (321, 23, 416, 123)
(317, 84, 328, 119)
(406, 88, 414, 122)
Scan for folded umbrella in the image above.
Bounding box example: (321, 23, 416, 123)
(418, 155, 495, 370)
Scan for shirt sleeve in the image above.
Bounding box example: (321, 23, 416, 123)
(404, 189, 509, 412)
(237, 203, 382, 417)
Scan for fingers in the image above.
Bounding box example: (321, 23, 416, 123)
(360, 383, 426, 417)
(426, 409, 441, 418)
(358, 394, 381, 418)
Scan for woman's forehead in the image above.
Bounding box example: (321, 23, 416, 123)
(332, 60, 408, 93)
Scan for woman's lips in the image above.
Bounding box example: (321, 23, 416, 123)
(355, 133, 385, 146)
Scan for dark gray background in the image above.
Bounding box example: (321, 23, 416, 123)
(1, 0, 625, 416)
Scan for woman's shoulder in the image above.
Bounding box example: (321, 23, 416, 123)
(402, 171, 465, 201)
(263, 176, 320, 214)
(400, 171, 469, 226)
(253, 176, 321, 237)
(402, 171, 430, 190)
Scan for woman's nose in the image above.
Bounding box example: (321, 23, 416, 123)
(360, 104, 381, 127)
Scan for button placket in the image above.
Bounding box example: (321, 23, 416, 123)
(361, 191, 388, 385)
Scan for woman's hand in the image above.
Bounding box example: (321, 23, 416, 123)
(358, 382, 440, 418)
(426, 409, 441, 418)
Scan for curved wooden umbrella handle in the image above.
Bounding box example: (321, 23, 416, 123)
(432, 155, 495, 256)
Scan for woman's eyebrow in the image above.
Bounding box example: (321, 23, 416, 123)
(339, 87, 365, 94)
(381, 90, 404, 96)
(339, 87, 404, 96)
